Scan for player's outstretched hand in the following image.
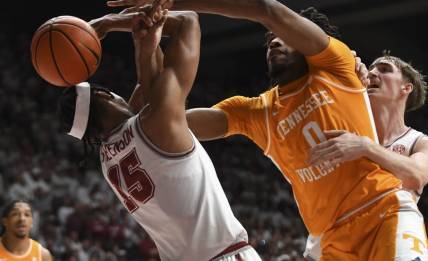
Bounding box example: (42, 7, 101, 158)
(308, 130, 372, 167)
(107, 0, 150, 7)
(108, 0, 173, 10)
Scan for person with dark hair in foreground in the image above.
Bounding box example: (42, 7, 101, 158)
(58, 6, 260, 261)
(0, 200, 52, 260)
(106, 0, 427, 259)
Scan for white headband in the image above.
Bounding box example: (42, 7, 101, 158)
(68, 82, 91, 140)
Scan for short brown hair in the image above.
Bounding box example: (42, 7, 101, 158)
(375, 52, 427, 112)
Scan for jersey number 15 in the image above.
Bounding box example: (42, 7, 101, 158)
(107, 148, 155, 213)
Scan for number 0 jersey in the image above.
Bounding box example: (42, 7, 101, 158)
(214, 37, 402, 235)
(99, 115, 247, 261)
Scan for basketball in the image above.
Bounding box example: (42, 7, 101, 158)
(31, 16, 102, 87)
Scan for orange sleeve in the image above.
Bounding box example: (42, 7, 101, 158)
(306, 37, 361, 88)
(213, 95, 268, 150)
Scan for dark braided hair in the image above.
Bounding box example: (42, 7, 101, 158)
(1, 200, 32, 235)
(58, 85, 112, 162)
(299, 7, 341, 39)
(264, 7, 341, 46)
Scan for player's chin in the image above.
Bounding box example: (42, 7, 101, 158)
(14, 231, 29, 238)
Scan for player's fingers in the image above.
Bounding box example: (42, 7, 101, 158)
(363, 78, 370, 87)
(330, 157, 343, 168)
(355, 56, 362, 72)
(310, 150, 342, 166)
(309, 144, 339, 164)
(107, 0, 134, 7)
(323, 130, 347, 138)
(310, 140, 336, 155)
(160, 0, 172, 8)
(137, 11, 154, 27)
(156, 10, 168, 25)
(152, 6, 163, 22)
(148, 2, 163, 21)
(119, 6, 138, 14)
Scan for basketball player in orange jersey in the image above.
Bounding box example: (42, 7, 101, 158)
(59, 7, 261, 261)
(304, 54, 428, 260)
(105, 0, 426, 259)
(0, 200, 52, 260)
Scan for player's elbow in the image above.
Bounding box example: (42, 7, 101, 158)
(178, 11, 200, 34)
(179, 11, 199, 24)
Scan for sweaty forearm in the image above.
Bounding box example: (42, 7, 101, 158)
(172, 0, 268, 23)
(172, 0, 328, 55)
(89, 13, 135, 39)
(365, 143, 424, 190)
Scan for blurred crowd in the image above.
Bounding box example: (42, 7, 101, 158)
(0, 31, 426, 261)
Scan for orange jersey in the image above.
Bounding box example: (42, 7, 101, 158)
(0, 239, 42, 260)
(214, 37, 402, 235)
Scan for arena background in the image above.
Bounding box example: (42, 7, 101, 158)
(0, 0, 427, 260)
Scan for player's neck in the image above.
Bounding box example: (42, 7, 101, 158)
(101, 110, 134, 139)
(272, 64, 308, 87)
(1, 235, 31, 255)
(372, 102, 407, 145)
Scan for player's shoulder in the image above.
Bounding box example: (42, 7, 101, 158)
(40, 245, 53, 261)
(412, 132, 428, 154)
(216, 93, 266, 108)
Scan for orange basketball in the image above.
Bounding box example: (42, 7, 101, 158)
(31, 16, 102, 87)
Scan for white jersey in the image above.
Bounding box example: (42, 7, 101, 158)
(384, 128, 426, 202)
(99, 115, 248, 261)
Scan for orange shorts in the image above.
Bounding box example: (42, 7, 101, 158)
(305, 190, 428, 261)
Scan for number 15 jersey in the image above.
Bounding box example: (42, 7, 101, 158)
(99, 115, 247, 261)
(214, 37, 402, 236)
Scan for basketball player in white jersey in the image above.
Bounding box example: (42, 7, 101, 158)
(305, 53, 428, 260)
(58, 8, 261, 261)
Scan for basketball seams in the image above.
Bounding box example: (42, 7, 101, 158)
(32, 26, 51, 74)
(32, 29, 49, 75)
(31, 17, 102, 87)
(48, 26, 71, 86)
(52, 22, 101, 51)
(52, 28, 91, 78)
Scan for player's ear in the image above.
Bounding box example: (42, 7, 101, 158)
(402, 82, 413, 95)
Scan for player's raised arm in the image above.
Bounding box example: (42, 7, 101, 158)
(89, 6, 157, 39)
(144, 10, 200, 112)
(129, 9, 166, 112)
(108, 0, 328, 56)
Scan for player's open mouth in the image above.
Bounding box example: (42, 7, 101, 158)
(367, 84, 380, 92)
